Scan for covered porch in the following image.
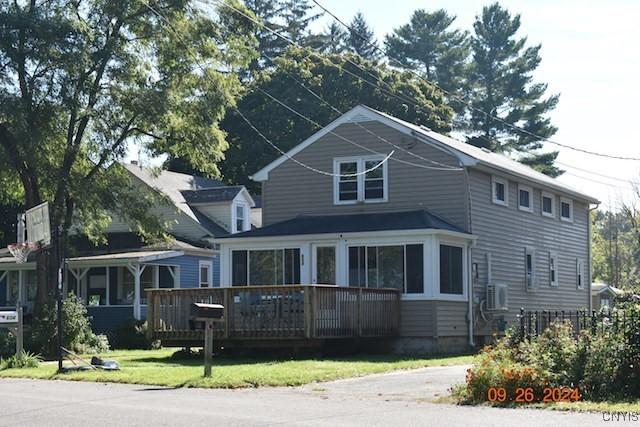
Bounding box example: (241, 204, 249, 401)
(65, 250, 185, 330)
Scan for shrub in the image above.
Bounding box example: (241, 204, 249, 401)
(0, 351, 41, 370)
(461, 337, 551, 405)
(29, 293, 110, 357)
(109, 320, 159, 349)
(0, 331, 16, 358)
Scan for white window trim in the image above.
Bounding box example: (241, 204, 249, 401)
(518, 184, 533, 213)
(541, 192, 555, 218)
(231, 201, 250, 234)
(576, 258, 584, 289)
(549, 252, 559, 287)
(491, 176, 509, 207)
(560, 197, 574, 222)
(333, 155, 389, 205)
(525, 246, 537, 292)
(199, 260, 212, 288)
(435, 240, 468, 301)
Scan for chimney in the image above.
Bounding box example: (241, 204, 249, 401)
(130, 160, 138, 166)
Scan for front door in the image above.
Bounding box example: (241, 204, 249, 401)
(312, 245, 337, 285)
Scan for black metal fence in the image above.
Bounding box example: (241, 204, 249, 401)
(518, 307, 635, 340)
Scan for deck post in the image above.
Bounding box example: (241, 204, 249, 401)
(146, 290, 154, 341)
(304, 286, 311, 339)
(357, 288, 363, 337)
(223, 288, 231, 339)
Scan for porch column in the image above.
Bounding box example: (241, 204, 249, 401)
(133, 264, 141, 320)
(153, 265, 159, 289)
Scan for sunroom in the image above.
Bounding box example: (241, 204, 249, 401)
(217, 210, 476, 301)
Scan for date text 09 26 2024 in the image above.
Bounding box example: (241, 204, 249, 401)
(487, 387, 581, 403)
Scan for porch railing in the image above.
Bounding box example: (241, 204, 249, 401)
(146, 285, 400, 342)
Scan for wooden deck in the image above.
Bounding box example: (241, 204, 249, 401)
(146, 285, 400, 347)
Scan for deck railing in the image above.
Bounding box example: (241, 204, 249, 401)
(146, 285, 400, 342)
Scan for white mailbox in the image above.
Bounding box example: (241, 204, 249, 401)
(0, 311, 19, 324)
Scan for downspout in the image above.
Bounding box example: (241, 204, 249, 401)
(463, 167, 475, 348)
(588, 203, 600, 313)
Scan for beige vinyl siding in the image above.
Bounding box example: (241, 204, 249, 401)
(196, 203, 232, 232)
(468, 168, 590, 332)
(436, 301, 468, 337)
(400, 300, 437, 337)
(262, 122, 470, 231)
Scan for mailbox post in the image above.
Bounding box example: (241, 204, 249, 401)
(191, 303, 224, 377)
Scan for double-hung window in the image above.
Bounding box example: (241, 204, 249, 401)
(199, 261, 212, 288)
(334, 156, 388, 204)
(549, 252, 559, 287)
(576, 259, 584, 289)
(233, 203, 248, 233)
(525, 247, 536, 291)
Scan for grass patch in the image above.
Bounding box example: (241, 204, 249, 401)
(0, 349, 474, 389)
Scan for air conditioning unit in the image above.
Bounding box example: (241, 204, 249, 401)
(486, 283, 508, 311)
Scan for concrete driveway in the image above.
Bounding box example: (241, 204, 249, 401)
(0, 366, 605, 426)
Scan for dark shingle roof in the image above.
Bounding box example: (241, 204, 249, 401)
(219, 209, 465, 239)
(182, 186, 244, 204)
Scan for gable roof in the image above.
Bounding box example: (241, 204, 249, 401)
(251, 105, 599, 204)
(181, 186, 255, 207)
(217, 209, 466, 239)
(122, 163, 230, 237)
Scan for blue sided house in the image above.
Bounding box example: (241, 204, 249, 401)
(0, 162, 258, 333)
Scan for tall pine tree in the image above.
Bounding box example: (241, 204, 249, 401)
(314, 22, 347, 54)
(467, 3, 561, 176)
(345, 12, 380, 61)
(385, 9, 469, 95)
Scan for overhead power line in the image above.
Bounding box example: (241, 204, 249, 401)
(311, 0, 640, 162)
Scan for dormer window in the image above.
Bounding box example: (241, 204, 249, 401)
(334, 156, 388, 205)
(233, 202, 249, 233)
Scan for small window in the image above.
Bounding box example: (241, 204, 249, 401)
(440, 245, 463, 295)
(542, 192, 555, 217)
(576, 259, 584, 289)
(199, 261, 211, 288)
(492, 176, 508, 206)
(549, 252, 558, 287)
(518, 185, 533, 212)
(334, 157, 387, 204)
(525, 247, 536, 291)
(560, 198, 573, 222)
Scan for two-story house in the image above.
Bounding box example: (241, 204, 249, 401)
(0, 162, 258, 333)
(216, 105, 599, 353)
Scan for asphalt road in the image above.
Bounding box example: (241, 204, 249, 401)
(0, 366, 607, 426)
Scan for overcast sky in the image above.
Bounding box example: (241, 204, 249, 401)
(309, 0, 640, 210)
(131, 1, 639, 210)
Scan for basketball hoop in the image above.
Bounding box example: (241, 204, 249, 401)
(7, 242, 39, 264)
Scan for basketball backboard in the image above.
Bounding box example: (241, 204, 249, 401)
(25, 202, 51, 247)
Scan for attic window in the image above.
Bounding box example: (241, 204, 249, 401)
(334, 156, 387, 205)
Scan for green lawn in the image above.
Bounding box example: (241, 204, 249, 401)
(0, 349, 474, 389)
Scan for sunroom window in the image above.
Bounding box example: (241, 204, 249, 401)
(440, 245, 463, 295)
(231, 249, 300, 286)
(348, 244, 423, 294)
